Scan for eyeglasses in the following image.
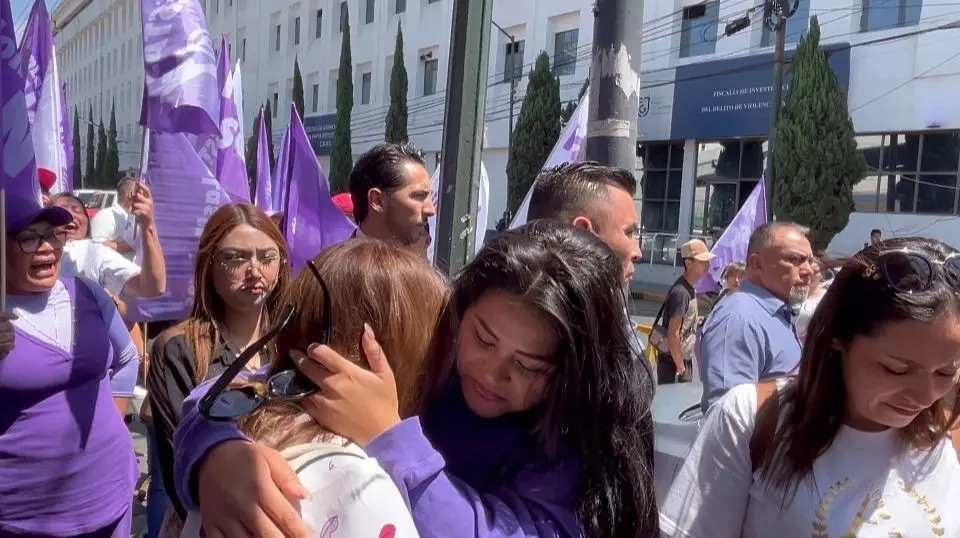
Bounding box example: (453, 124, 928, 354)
(200, 260, 333, 420)
(216, 250, 284, 282)
(863, 249, 960, 293)
(12, 230, 68, 254)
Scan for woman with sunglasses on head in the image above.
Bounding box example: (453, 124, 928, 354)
(179, 238, 448, 536)
(145, 204, 291, 535)
(52, 191, 167, 300)
(173, 220, 658, 538)
(0, 192, 141, 536)
(660, 237, 960, 536)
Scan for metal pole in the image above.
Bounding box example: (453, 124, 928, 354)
(434, 0, 493, 276)
(584, 0, 644, 170)
(765, 19, 785, 221)
(491, 21, 516, 149)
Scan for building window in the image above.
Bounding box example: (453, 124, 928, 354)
(855, 132, 960, 214)
(311, 83, 320, 112)
(294, 17, 301, 45)
(552, 29, 578, 76)
(339, 1, 348, 32)
(428, 0, 440, 3)
(241, 38, 246, 61)
(275, 24, 281, 51)
(396, 0, 406, 13)
(315, 9, 322, 39)
(423, 58, 438, 96)
(272, 92, 279, 115)
(679, 1, 719, 58)
(860, 0, 922, 33)
(761, 0, 810, 47)
(361, 72, 372, 104)
(503, 40, 524, 83)
(693, 140, 765, 238)
(365, 0, 375, 24)
(638, 143, 685, 265)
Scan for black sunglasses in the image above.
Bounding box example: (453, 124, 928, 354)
(200, 261, 333, 421)
(864, 249, 960, 294)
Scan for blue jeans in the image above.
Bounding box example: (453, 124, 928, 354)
(146, 426, 171, 538)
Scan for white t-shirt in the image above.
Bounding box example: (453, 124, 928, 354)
(660, 383, 960, 537)
(181, 438, 419, 538)
(90, 204, 139, 262)
(61, 239, 141, 297)
(794, 292, 825, 344)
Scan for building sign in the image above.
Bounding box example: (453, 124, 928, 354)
(303, 113, 336, 156)
(637, 68, 676, 141)
(670, 43, 851, 140)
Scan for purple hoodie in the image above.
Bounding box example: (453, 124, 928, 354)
(173, 377, 583, 537)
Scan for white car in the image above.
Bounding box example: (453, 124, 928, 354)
(652, 382, 703, 503)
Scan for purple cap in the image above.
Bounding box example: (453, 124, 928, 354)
(7, 192, 72, 232)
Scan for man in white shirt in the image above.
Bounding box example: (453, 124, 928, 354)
(91, 178, 139, 261)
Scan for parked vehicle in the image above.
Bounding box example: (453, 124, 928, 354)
(73, 189, 117, 218)
(652, 382, 703, 503)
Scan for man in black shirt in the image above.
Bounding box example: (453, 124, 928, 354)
(655, 239, 713, 384)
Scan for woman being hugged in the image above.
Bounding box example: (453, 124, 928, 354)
(175, 220, 658, 538)
(660, 237, 960, 536)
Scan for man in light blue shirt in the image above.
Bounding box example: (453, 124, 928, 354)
(699, 221, 815, 412)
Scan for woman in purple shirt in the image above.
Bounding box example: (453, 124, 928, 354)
(0, 194, 140, 537)
(173, 221, 658, 537)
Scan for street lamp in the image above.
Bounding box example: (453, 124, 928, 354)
(491, 20, 517, 149)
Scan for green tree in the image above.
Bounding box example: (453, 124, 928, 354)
(245, 108, 262, 189)
(560, 77, 589, 125)
(264, 99, 276, 170)
(94, 119, 107, 187)
(292, 59, 305, 119)
(329, 3, 354, 194)
(72, 107, 82, 188)
(385, 22, 408, 143)
(772, 16, 864, 250)
(505, 52, 561, 213)
(104, 101, 120, 184)
(84, 105, 95, 187)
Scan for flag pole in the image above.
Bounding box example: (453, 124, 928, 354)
(1, 188, 6, 311)
(133, 126, 149, 240)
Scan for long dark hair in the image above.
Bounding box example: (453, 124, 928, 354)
(418, 219, 658, 538)
(756, 236, 960, 498)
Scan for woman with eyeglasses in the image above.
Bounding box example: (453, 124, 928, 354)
(0, 193, 141, 536)
(177, 238, 448, 536)
(660, 237, 960, 536)
(173, 220, 658, 538)
(145, 204, 291, 535)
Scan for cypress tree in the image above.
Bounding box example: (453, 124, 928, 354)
(104, 101, 120, 184)
(94, 119, 107, 188)
(560, 77, 589, 125)
(329, 3, 354, 194)
(245, 108, 262, 189)
(385, 22, 408, 143)
(772, 16, 865, 250)
(84, 105, 95, 187)
(264, 99, 276, 170)
(292, 59, 305, 119)
(506, 51, 561, 213)
(72, 107, 82, 188)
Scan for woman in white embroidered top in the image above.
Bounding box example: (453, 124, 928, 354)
(181, 239, 448, 537)
(660, 236, 960, 537)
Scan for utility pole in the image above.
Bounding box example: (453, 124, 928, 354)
(434, 0, 493, 276)
(763, 0, 797, 221)
(491, 20, 517, 149)
(584, 0, 643, 170)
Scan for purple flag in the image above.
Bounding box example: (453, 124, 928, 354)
(0, 0, 41, 205)
(271, 126, 291, 213)
(17, 0, 69, 194)
(253, 107, 273, 212)
(281, 105, 355, 273)
(128, 132, 230, 321)
(60, 83, 73, 192)
(214, 35, 248, 203)
(695, 178, 768, 294)
(139, 0, 219, 136)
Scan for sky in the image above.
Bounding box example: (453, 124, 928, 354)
(11, 0, 59, 40)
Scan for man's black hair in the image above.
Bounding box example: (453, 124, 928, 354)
(527, 161, 637, 222)
(348, 143, 426, 224)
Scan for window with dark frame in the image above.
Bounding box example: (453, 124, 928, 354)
(396, 0, 406, 13)
(339, 1, 348, 32)
(275, 24, 281, 51)
(423, 58, 438, 96)
(361, 72, 372, 104)
(860, 0, 922, 33)
(679, 1, 719, 58)
(315, 9, 323, 39)
(503, 40, 524, 83)
(294, 17, 301, 45)
(552, 29, 577, 76)
(311, 83, 319, 112)
(365, 0, 375, 24)
(638, 142, 686, 266)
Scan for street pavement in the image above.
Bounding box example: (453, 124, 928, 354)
(123, 301, 665, 537)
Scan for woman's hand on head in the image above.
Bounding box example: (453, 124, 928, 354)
(295, 324, 402, 447)
(197, 440, 312, 538)
(0, 311, 17, 359)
